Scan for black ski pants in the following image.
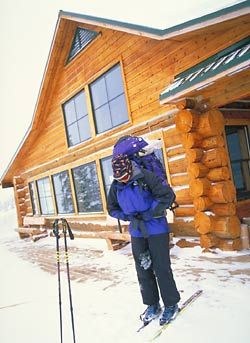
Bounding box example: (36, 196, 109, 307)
(131, 233, 180, 307)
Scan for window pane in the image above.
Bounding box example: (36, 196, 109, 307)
(106, 65, 124, 99)
(64, 100, 76, 125)
(90, 64, 129, 134)
(109, 94, 128, 127)
(72, 162, 103, 212)
(67, 122, 80, 146)
(37, 177, 54, 215)
(90, 78, 108, 108)
(63, 91, 91, 147)
(78, 117, 91, 141)
(52, 171, 74, 214)
(100, 156, 113, 198)
(75, 92, 88, 119)
(231, 162, 244, 189)
(94, 104, 112, 133)
(225, 125, 250, 200)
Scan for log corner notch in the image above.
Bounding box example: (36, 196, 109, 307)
(174, 103, 242, 251)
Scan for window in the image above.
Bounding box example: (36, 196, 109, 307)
(72, 162, 103, 212)
(37, 177, 54, 215)
(63, 91, 91, 147)
(100, 156, 113, 198)
(29, 181, 39, 215)
(67, 27, 99, 62)
(52, 171, 74, 214)
(225, 125, 250, 200)
(90, 64, 129, 133)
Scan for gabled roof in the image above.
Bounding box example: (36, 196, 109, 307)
(160, 37, 250, 103)
(60, 2, 249, 40)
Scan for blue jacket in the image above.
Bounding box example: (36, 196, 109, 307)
(107, 164, 174, 237)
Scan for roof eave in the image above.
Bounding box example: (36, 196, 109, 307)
(60, 2, 249, 40)
(160, 61, 250, 104)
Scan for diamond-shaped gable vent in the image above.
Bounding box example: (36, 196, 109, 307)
(68, 27, 98, 62)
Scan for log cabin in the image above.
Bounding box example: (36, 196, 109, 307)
(1, 2, 250, 250)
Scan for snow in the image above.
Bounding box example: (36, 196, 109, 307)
(0, 209, 250, 343)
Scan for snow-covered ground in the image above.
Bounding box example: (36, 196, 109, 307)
(0, 209, 250, 343)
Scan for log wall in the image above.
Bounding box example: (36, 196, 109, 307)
(175, 109, 242, 250)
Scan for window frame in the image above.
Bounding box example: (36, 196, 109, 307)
(62, 89, 91, 148)
(36, 176, 55, 215)
(225, 124, 250, 201)
(52, 170, 75, 215)
(71, 161, 104, 214)
(89, 63, 129, 134)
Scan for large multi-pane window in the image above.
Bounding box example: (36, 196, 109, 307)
(72, 162, 103, 212)
(90, 64, 129, 133)
(52, 171, 74, 214)
(225, 125, 250, 200)
(100, 156, 113, 198)
(36, 177, 54, 215)
(63, 91, 91, 147)
(29, 181, 39, 215)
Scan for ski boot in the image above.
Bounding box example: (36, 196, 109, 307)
(159, 304, 179, 325)
(140, 302, 161, 324)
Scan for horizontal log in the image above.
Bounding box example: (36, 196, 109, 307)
(175, 188, 193, 205)
(207, 166, 230, 181)
(23, 216, 47, 226)
(190, 178, 211, 198)
(213, 215, 241, 239)
(175, 109, 199, 132)
(182, 132, 203, 148)
(211, 203, 236, 216)
(163, 128, 182, 148)
(174, 206, 195, 217)
(171, 174, 189, 186)
(186, 148, 203, 163)
(188, 163, 209, 178)
(168, 158, 187, 174)
(72, 231, 131, 241)
(194, 212, 213, 234)
(200, 233, 219, 248)
(16, 190, 26, 198)
(13, 177, 25, 185)
(201, 147, 228, 168)
(166, 146, 185, 157)
(171, 221, 197, 236)
(209, 181, 236, 203)
(197, 110, 224, 138)
(201, 135, 225, 150)
(193, 196, 213, 211)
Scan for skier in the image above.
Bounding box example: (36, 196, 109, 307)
(107, 154, 180, 326)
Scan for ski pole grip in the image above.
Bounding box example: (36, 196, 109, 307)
(53, 219, 60, 237)
(63, 218, 74, 240)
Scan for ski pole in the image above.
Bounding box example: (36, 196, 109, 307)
(61, 218, 76, 343)
(53, 219, 63, 343)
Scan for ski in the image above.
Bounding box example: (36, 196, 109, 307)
(150, 289, 203, 341)
(136, 308, 162, 332)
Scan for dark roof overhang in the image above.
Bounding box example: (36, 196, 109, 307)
(160, 37, 250, 104)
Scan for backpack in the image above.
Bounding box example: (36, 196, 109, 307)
(113, 135, 178, 211)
